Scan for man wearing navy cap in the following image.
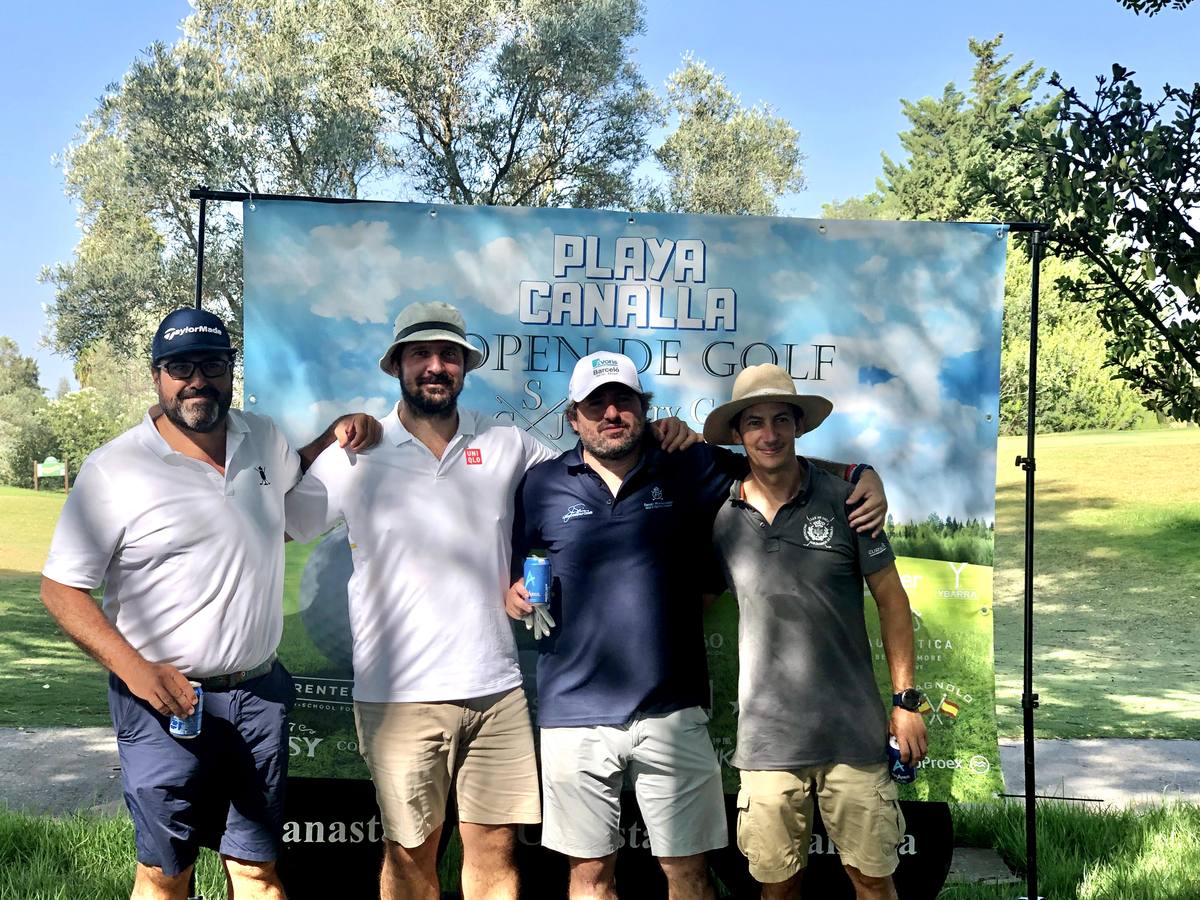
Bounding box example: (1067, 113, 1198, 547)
(41, 308, 378, 900)
(506, 353, 888, 900)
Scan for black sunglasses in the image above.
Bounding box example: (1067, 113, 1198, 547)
(157, 359, 234, 380)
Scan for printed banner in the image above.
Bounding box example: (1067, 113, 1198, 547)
(244, 199, 1008, 802)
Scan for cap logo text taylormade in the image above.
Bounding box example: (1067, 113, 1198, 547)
(163, 325, 224, 341)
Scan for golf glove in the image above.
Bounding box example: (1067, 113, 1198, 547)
(523, 604, 556, 640)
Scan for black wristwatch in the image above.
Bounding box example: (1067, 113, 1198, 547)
(892, 688, 922, 712)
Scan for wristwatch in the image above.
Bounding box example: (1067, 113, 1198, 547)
(892, 688, 922, 712)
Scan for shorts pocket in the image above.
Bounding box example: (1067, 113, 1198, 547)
(874, 779, 905, 846)
(734, 789, 758, 863)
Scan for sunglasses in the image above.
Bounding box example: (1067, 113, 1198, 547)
(157, 359, 233, 380)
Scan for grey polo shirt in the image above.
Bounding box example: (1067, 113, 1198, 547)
(712, 462, 896, 770)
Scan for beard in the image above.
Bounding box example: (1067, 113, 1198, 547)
(400, 373, 461, 418)
(160, 385, 232, 433)
(579, 418, 645, 460)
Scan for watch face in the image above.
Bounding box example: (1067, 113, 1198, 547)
(897, 689, 922, 710)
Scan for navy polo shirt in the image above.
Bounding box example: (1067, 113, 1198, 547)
(512, 440, 738, 727)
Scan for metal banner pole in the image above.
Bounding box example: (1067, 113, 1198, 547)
(194, 189, 208, 310)
(1016, 225, 1045, 900)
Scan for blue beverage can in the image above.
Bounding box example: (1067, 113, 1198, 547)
(169, 682, 203, 739)
(887, 735, 916, 784)
(524, 556, 551, 605)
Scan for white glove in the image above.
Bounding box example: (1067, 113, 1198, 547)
(523, 604, 556, 640)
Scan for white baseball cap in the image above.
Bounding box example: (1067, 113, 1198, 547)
(568, 352, 644, 402)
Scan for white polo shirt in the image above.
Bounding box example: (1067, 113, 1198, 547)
(42, 409, 301, 678)
(284, 406, 555, 703)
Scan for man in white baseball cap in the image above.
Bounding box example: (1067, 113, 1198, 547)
(506, 353, 890, 899)
(285, 306, 697, 899)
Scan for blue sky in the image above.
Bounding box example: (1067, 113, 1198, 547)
(245, 201, 1006, 522)
(1, 1, 1196, 393)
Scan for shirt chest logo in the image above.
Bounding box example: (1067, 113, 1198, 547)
(562, 503, 594, 522)
(464, 448, 483, 465)
(644, 485, 673, 510)
(256, 466, 271, 485)
(802, 514, 834, 547)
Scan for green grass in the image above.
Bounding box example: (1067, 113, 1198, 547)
(944, 800, 1200, 899)
(3, 427, 1199, 739)
(992, 428, 1200, 739)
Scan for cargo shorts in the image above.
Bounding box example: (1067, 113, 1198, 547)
(736, 763, 905, 882)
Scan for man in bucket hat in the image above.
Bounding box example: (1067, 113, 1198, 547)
(703, 364, 927, 900)
(505, 354, 890, 899)
(41, 307, 378, 900)
(284, 303, 697, 900)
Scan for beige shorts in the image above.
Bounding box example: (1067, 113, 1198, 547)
(353, 686, 541, 847)
(736, 764, 905, 882)
(539, 706, 728, 859)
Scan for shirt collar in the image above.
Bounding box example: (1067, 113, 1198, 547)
(387, 404, 478, 446)
(728, 456, 814, 506)
(564, 434, 657, 475)
(136, 407, 246, 458)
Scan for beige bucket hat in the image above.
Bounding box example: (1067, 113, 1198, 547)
(378, 301, 485, 375)
(702, 364, 833, 445)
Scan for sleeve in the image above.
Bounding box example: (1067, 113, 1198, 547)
(509, 472, 541, 582)
(284, 448, 345, 543)
(262, 413, 303, 490)
(518, 427, 558, 471)
(855, 520, 896, 575)
(41, 460, 123, 590)
(809, 457, 871, 483)
(689, 443, 742, 513)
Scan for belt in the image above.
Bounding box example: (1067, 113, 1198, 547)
(196, 654, 277, 690)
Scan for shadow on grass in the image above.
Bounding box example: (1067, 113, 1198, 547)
(992, 481, 1200, 739)
(0, 570, 108, 728)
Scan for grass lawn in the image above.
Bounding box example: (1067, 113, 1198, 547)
(992, 428, 1200, 739)
(2, 428, 1199, 739)
(1, 802, 1196, 899)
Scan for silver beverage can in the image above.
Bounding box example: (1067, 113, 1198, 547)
(524, 556, 551, 605)
(169, 682, 203, 739)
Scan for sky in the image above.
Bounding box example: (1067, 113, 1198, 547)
(0, 1, 1196, 394)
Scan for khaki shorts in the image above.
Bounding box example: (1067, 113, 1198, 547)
(540, 706, 728, 859)
(736, 764, 905, 882)
(353, 686, 541, 847)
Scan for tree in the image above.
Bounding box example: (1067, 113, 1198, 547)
(1118, 0, 1192, 13)
(0, 337, 41, 395)
(43, 0, 664, 363)
(368, 0, 657, 208)
(42, 0, 394, 362)
(650, 56, 805, 215)
(988, 67, 1200, 422)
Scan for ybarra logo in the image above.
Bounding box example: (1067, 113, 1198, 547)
(163, 325, 223, 341)
(283, 815, 384, 844)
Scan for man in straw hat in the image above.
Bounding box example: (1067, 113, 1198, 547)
(506, 353, 889, 899)
(284, 303, 696, 900)
(702, 364, 927, 900)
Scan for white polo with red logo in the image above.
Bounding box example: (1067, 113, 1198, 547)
(284, 405, 555, 702)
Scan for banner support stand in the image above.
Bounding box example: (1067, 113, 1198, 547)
(1010, 221, 1047, 900)
(187, 186, 1050, 899)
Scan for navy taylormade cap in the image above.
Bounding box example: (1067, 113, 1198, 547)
(151, 308, 235, 362)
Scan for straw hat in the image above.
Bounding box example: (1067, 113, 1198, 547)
(378, 301, 485, 374)
(702, 364, 833, 445)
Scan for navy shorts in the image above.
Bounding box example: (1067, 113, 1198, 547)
(109, 661, 295, 876)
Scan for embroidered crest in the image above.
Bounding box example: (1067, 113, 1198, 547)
(651, 486, 664, 501)
(802, 514, 834, 547)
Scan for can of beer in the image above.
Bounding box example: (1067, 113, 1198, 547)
(523, 556, 552, 606)
(887, 735, 916, 784)
(169, 682, 203, 739)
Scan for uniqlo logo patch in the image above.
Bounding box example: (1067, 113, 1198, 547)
(465, 448, 483, 465)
